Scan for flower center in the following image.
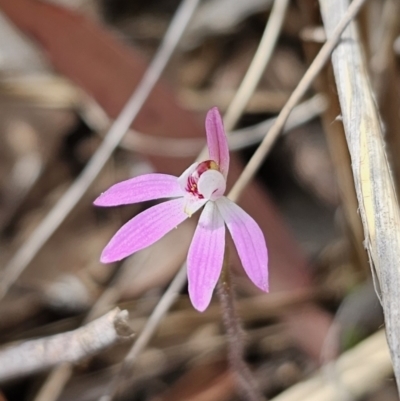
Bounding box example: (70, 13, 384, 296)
(186, 160, 219, 199)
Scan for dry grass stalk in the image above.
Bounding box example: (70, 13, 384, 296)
(270, 329, 392, 401)
(0, 0, 201, 305)
(0, 308, 132, 383)
(30, 2, 201, 398)
(301, 26, 369, 272)
(319, 0, 400, 392)
(101, 3, 368, 400)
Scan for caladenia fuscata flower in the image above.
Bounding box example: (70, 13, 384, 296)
(94, 107, 268, 311)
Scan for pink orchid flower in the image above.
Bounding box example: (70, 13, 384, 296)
(94, 107, 268, 311)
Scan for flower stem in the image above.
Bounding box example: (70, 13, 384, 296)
(217, 259, 266, 401)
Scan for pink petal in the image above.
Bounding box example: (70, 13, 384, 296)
(101, 198, 191, 263)
(94, 174, 183, 207)
(216, 197, 268, 292)
(205, 107, 230, 178)
(188, 201, 225, 312)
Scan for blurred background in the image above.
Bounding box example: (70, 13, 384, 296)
(0, 0, 398, 400)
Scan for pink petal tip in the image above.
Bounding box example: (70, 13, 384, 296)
(205, 107, 230, 179)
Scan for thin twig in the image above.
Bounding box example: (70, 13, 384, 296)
(0, 308, 132, 383)
(217, 267, 266, 401)
(33, 364, 74, 401)
(28, 2, 200, 401)
(32, 273, 124, 401)
(228, 94, 326, 151)
(100, 5, 291, 397)
(88, 93, 326, 157)
(223, 0, 290, 130)
(99, 2, 368, 398)
(0, 0, 200, 303)
(228, 0, 368, 203)
(369, 0, 400, 188)
(99, 265, 187, 401)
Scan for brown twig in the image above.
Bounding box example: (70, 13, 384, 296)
(301, 23, 369, 273)
(369, 0, 400, 190)
(0, 308, 132, 383)
(217, 267, 266, 401)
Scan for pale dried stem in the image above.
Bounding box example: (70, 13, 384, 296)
(223, 0, 289, 130)
(319, 0, 400, 393)
(88, 93, 326, 157)
(0, 308, 132, 383)
(369, 0, 400, 189)
(0, 0, 201, 303)
(33, 277, 123, 401)
(99, 2, 369, 400)
(128, 287, 322, 335)
(98, 265, 188, 401)
(100, 3, 291, 398)
(270, 329, 392, 401)
(30, 2, 200, 401)
(228, 0, 368, 203)
(301, 25, 368, 270)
